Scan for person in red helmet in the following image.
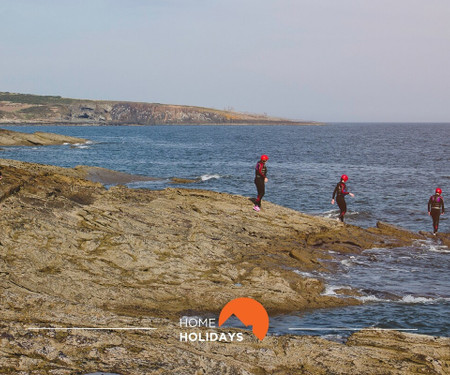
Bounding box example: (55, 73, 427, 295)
(428, 188, 445, 235)
(253, 155, 269, 212)
(331, 174, 355, 222)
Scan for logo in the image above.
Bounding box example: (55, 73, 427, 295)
(219, 297, 269, 340)
(178, 297, 269, 342)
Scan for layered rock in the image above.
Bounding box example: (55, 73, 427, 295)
(0, 128, 87, 146)
(0, 159, 448, 374)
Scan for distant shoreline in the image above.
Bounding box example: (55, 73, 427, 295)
(0, 121, 325, 126)
(0, 91, 322, 126)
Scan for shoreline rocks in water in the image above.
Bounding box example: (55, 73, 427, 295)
(74, 165, 161, 185)
(0, 128, 88, 146)
(0, 159, 448, 374)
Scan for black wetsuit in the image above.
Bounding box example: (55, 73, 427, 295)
(254, 161, 267, 207)
(428, 194, 445, 233)
(333, 181, 349, 222)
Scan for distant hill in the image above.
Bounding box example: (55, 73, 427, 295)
(0, 92, 320, 125)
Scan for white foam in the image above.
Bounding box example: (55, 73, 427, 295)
(415, 239, 449, 253)
(321, 285, 351, 296)
(428, 245, 450, 254)
(293, 270, 316, 278)
(358, 294, 449, 304)
(400, 295, 439, 304)
(340, 259, 353, 267)
(359, 295, 388, 303)
(200, 174, 222, 181)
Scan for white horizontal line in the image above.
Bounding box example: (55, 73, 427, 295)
(288, 328, 418, 331)
(27, 327, 157, 331)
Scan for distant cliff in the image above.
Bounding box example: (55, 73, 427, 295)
(0, 92, 320, 125)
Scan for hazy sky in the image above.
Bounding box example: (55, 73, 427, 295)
(1, 0, 449, 122)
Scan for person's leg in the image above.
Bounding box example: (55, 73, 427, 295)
(337, 196, 347, 222)
(255, 178, 265, 208)
(431, 210, 440, 233)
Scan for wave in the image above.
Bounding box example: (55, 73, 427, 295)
(321, 282, 449, 304)
(320, 210, 369, 220)
(359, 295, 387, 303)
(200, 174, 223, 181)
(358, 294, 449, 304)
(399, 295, 450, 304)
(321, 284, 352, 296)
(428, 245, 450, 254)
(416, 239, 450, 253)
(293, 270, 317, 278)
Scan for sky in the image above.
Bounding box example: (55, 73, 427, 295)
(0, 0, 449, 122)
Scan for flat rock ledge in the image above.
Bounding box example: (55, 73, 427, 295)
(0, 159, 448, 374)
(0, 128, 87, 146)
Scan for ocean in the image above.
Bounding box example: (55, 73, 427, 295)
(1, 123, 449, 339)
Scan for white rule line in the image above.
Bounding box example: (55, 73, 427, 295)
(288, 328, 418, 331)
(27, 327, 157, 331)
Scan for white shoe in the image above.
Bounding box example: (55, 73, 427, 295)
(253, 205, 260, 212)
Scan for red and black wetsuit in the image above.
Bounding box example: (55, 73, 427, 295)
(428, 194, 445, 233)
(333, 181, 349, 222)
(254, 161, 267, 207)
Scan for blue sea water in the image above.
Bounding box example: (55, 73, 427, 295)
(1, 123, 449, 339)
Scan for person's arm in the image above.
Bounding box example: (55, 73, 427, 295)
(342, 184, 350, 195)
(428, 196, 432, 214)
(332, 184, 338, 199)
(442, 198, 445, 214)
(331, 184, 338, 203)
(343, 183, 355, 198)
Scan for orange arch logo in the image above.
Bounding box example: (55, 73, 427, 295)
(218, 297, 269, 340)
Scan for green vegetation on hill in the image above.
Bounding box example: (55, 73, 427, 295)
(0, 92, 80, 105)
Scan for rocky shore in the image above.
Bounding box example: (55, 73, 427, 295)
(0, 128, 87, 146)
(0, 159, 448, 374)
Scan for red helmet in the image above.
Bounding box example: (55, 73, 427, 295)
(260, 155, 269, 161)
(341, 174, 349, 182)
(436, 188, 442, 195)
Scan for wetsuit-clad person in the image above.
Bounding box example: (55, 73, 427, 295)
(331, 174, 354, 222)
(253, 155, 268, 212)
(428, 188, 445, 235)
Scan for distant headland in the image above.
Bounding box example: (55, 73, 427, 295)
(0, 92, 322, 126)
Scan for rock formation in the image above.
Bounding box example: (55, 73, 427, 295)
(0, 159, 448, 374)
(0, 128, 87, 146)
(0, 92, 320, 125)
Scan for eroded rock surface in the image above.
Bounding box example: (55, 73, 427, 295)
(0, 128, 87, 146)
(0, 159, 448, 374)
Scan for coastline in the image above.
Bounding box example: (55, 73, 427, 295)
(0, 128, 87, 146)
(0, 121, 325, 126)
(0, 92, 323, 126)
(0, 159, 448, 374)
